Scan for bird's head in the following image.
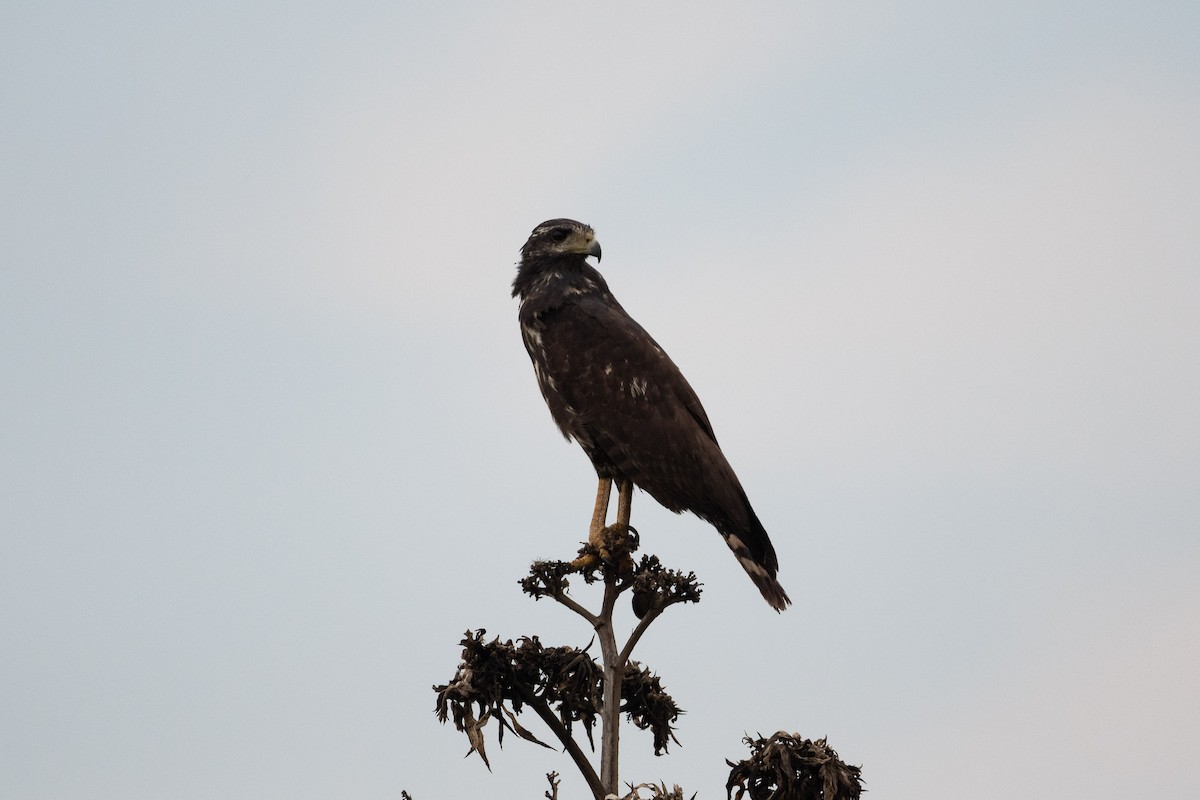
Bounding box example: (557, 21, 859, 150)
(520, 218, 602, 263)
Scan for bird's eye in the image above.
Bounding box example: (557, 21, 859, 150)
(549, 228, 570, 243)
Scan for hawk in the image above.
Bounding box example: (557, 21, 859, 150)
(512, 219, 791, 611)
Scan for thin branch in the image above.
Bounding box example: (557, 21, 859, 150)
(552, 589, 600, 627)
(618, 606, 664, 665)
(519, 686, 606, 800)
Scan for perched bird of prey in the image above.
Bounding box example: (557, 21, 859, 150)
(512, 219, 791, 611)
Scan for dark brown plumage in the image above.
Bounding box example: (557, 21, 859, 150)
(512, 219, 790, 611)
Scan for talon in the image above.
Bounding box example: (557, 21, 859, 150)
(569, 548, 601, 572)
(598, 523, 637, 573)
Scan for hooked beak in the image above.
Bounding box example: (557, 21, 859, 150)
(587, 238, 602, 262)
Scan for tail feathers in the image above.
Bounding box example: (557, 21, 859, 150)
(721, 531, 791, 612)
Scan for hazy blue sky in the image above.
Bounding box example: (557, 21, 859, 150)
(3, 2, 1198, 798)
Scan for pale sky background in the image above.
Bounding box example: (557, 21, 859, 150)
(2, 2, 1198, 798)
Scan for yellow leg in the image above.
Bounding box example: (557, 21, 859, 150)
(570, 478, 612, 570)
(588, 477, 613, 547)
(608, 478, 635, 569)
(614, 478, 632, 533)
